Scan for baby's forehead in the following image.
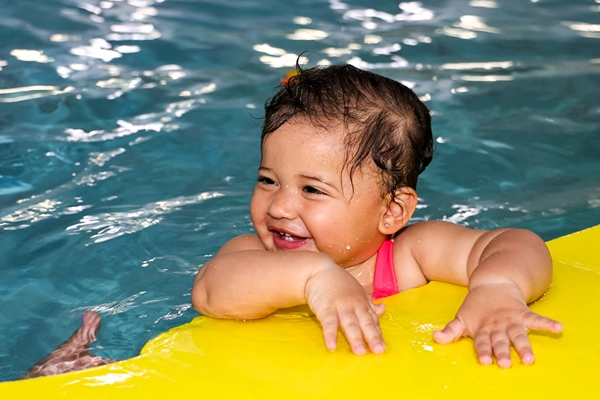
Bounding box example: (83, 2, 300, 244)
(264, 121, 381, 173)
(263, 118, 345, 143)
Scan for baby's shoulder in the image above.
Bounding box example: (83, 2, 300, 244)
(396, 220, 473, 241)
(393, 220, 468, 256)
(393, 220, 489, 266)
(216, 234, 266, 256)
(393, 220, 446, 243)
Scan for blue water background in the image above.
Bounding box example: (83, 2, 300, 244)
(1, 0, 598, 381)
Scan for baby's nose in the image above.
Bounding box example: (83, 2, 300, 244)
(267, 189, 297, 220)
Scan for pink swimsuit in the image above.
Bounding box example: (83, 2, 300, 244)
(371, 238, 399, 300)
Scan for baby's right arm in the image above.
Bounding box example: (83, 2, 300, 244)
(191, 234, 385, 355)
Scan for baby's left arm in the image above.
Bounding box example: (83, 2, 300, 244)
(403, 221, 563, 368)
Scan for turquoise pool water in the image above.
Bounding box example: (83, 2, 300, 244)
(1, 0, 598, 381)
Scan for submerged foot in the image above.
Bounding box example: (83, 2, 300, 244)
(22, 312, 115, 379)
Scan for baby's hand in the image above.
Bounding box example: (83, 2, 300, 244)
(433, 283, 563, 368)
(305, 265, 386, 355)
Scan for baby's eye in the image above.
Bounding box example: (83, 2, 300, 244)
(257, 176, 276, 185)
(303, 186, 326, 195)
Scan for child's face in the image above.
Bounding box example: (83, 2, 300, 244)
(250, 120, 388, 268)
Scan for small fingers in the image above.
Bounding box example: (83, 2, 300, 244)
(507, 324, 535, 365)
(477, 324, 539, 368)
(490, 331, 512, 368)
(360, 308, 385, 354)
(525, 312, 563, 334)
(318, 311, 339, 351)
(338, 310, 367, 355)
(337, 305, 385, 355)
(509, 312, 562, 366)
(474, 327, 532, 368)
(472, 330, 494, 366)
(433, 318, 466, 345)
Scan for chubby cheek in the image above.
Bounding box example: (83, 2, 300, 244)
(307, 208, 360, 263)
(311, 204, 383, 266)
(249, 192, 269, 238)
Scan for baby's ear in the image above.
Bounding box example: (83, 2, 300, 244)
(380, 187, 418, 234)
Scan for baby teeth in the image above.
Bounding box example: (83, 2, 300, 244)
(279, 232, 294, 240)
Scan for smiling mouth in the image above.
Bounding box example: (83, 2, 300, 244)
(278, 231, 302, 241)
(272, 230, 310, 249)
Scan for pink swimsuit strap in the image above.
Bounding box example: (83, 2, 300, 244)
(371, 238, 399, 300)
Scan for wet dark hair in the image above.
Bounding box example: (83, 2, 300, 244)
(262, 63, 434, 198)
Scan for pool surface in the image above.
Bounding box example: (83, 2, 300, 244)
(1, 0, 598, 381)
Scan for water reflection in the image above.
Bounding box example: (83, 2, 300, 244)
(455, 15, 500, 34)
(10, 49, 54, 63)
(343, 2, 434, 28)
(0, 85, 76, 103)
(65, 191, 223, 243)
(286, 29, 329, 41)
(562, 21, 600, 39)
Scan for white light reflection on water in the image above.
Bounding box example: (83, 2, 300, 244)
(562, 21, 600, 39)
(48, 0, 164, 92)
(65, 191, 224, 244)
(469, 0, 498, 8)
(254, 45, 309, 68)
(50, 34, 82, 42)
(70, 38, 122, 62)
(348, 55, 409, 69)
(436, 27, 477, 40)
(10, 49, 54, 63)
(253, 44, 287, 56)
(364, 35, 382, 44)
(286, 29, 329, 41)
(455, 15, 500, 34)
(293, 16, 312, 25)
(0, 85, 76, 103)
(0, 199, 64, 230)
(441, 61, 515, 71)
(75, 292, 147, 315)
(322, 44, 362, 57)
(64, 119, 163, 142)
(372, 43, 402, 56)
(343, 1, 434, 29)
(443, 204, 487, 225)
(453, 75, 514, 82)
(153, 303, 193, 323)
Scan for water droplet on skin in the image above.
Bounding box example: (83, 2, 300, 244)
(346, 245, 351, 250)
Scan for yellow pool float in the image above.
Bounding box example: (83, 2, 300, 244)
(2, 224, 599, 399)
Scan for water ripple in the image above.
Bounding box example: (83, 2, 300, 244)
(0, 85, 76, 103)
(65, 191, 224, 243)
(74, 292, 147, 315)
(0, 199, 65, 230)
(64, 119, 163, 142)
